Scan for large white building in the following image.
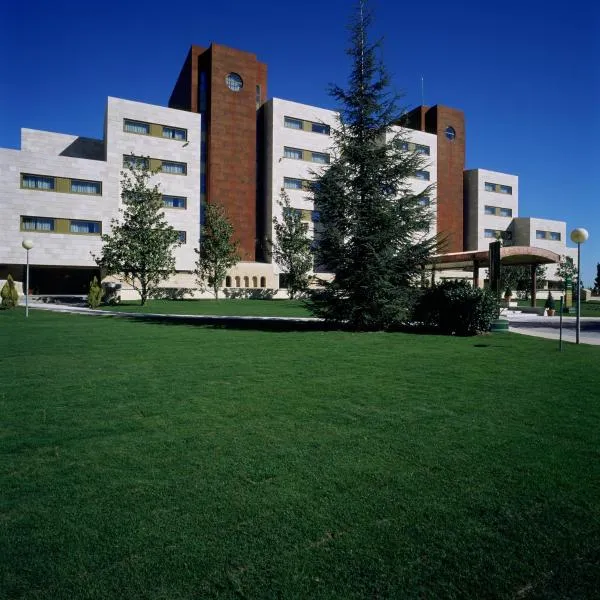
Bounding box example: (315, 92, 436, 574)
(0, 42, 576, 298)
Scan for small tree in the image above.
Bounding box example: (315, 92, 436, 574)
(593, 263, 600, 295)
(0, 274, 19, 309)
(556, 256, 577, 292)
(272, 190, 313, 299)
(195, 203, 240, 299)
(94, 157, 180, 306)
(498, 264, 547, 300)
(87, 276, 103, 308)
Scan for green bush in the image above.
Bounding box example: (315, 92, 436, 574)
(411, 280, 498, 336)
(87, 277, 103, 308)
(1, 274, 19, 310)
(545, 292, 555, 310)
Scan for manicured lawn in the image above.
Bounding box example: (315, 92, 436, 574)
(100, 298, 313, 318)
(2, 308, 599, 599)
(517, 298, 600, 317)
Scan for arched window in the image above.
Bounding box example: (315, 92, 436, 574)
(252, 276, 258, 288)
(225, 276, 231, 287)
(244, 276, 249, 288)
(260, 276, 266, 288)
(235, 276, 240, 288)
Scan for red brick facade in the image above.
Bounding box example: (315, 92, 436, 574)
(169, 44, 267, 261)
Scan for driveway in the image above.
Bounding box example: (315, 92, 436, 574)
(506, 311, 600, 345)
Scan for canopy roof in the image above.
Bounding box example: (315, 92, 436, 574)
(430, 246, 561, 270)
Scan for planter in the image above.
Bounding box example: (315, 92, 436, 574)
(547, 309, 555, 316)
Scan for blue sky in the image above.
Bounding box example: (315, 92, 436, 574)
(1, 0, 599, 284)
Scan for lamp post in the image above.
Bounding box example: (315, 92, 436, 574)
(570, 228, 589, 344)
(21, 239, 34, 318)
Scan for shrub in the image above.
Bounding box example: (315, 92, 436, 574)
(87, 277, 103, 308)
(1, 274, 19, 310)
(411, 280, 498, 336)
(545, 292, 555, 310)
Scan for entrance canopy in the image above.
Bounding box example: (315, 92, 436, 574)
(430, 246, 561, 270)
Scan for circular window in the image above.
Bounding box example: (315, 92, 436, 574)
(445, 126, 456, 141)
(225, 72, 243, 92)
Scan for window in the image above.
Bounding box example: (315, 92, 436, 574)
(445, 126, 456, 141)
(123, 155, 149, 169)
(71, 180, 101, 195)
(225, 72, 243, 92)
(415, 170, 430, 181)
(484, 205, 513, 217)
(225, 276, 232, 287)
(260, 276, 266, 287)
(484, 229, 503, 239)
(21, 216, 55, 231)
(536, 230, 561, 241)
(401, 141, 430, 155)
(284, 116, 303, 130)
(311, 151, 330, 164)
(252, 276, 258, 288)
(284, 146, 303, 160)
(70, 220, 101, 234)
(256, 84, 261, 108)
(235, 276, 241, 288)
(311, 210, 321, 222)
(284, 177, 304, 190)
(163, 195, 187, 209)
(22, 174, 55, 190)
(244, 276, 249, 287)
(162, 127, 187, 141)
(485, 182, 513, 195)
(161, 161, 186, 175)
(418, 196, 430, 206)
(312, 122, 330, 135)
(124, 120, 149, 135)
(177, 231, 187, 244)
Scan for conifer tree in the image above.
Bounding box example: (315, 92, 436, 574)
(94, 157, 180, 306)
(87, 276, 103, 308)
(593, 263, 600, 295)
(195, 203, 240, 299)
(0, 274, 19, 309)
(272, 190, 313, 299)
(309, 0, 437, 330)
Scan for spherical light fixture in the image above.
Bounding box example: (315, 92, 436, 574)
(570, 228, 589, 244)
(22, 239, 34, 250)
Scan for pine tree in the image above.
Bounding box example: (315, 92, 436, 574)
(272, 190, 313, 300)
(195, 203, 240, 299)
(94, 157, 180, 306)
(593, 263, 600, 295)
(309, 0, 437, 330)
(87, 276, 103, 308)
(0, 274, 19, 309)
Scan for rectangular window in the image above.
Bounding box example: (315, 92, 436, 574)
(177, 231, 187, 244)
(284, 146, 303, 160)
(22, 174, 55, 190)
(69, 220, 101, 234)
(484, 228, 502, 238)
(123, 155, 149, 169)
(550, 231, 561, 241)
(163, 195, 187, 209)
(485, 181, 513, 195)
(499, 207, 512, 217)
(124, 120, 149, 135)
(70, 179, 101, 195)
(284, 177, 304, 190)
(484, 205, 513, 217)
(311, 122, 330, 135)
(284, 117, 303, 130)
(311, 151, 330, 164)
(21, 216, 55, 231)
(484, 205, 495, 215)
(415, 170, 430, 181)
(161, 161, 187, 175)
(536, 230, 561, 241)
(401, 141, 430, 155)
(418, 196, 430, 206)
(162, 126, 187, 141)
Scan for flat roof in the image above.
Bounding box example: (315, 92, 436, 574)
(431, 246, 561, 270)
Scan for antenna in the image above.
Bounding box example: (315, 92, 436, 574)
(421, 76, 424, 106)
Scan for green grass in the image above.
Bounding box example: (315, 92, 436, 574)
(516, 298, 600, 317)
(100, 298, 313, 317)
(2, 308, 599, 599)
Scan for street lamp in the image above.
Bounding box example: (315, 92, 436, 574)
(570, 228, 589, 344)
(21, 239, 34, 318)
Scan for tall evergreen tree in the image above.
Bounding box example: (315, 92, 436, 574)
(593, 263, 600, 295)
(94, 157, 180, 305)
(272, 190, 313, 300)
(309, 0, 437, 330)
(195, 203, 240, 299)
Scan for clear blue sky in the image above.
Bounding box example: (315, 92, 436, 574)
(1, 0, 599, 285)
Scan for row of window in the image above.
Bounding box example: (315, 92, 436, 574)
(225, 275, 267, 288)
(21, 174, 102, 195)
(283, 146, 330, 164)
(20, 216, 188, 243)
(284, 116, 330, 136)
(123, 119, 187, 141)
(400, 141, 431, 156)
(21, 216, 102, 235)
(123, 155, 187, 175)
(536, 230, 561, 241)
(484, 205, 513, 217)
(414, 170, 430, 181)
(485, 182, 512, 195)
(284, 207, 321, 222)
(484, 229, 512, 240)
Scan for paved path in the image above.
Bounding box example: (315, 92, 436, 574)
(20, 302, 600, 345)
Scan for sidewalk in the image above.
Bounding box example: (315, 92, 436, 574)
(505, 311, 600, 345)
